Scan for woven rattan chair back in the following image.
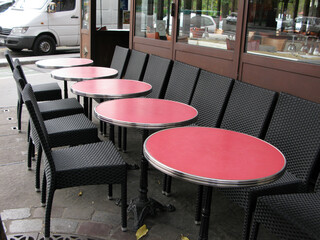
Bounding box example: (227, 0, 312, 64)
(220, 81, 277, 139)
(191, 70, 234, 127)
(265, 92, 320, 184)
(4, 50, 14, 72)
(142, 54, 172, 99)
(122, 49, 148, 81)
(110, 46, 130, 79)
(164, 61, 200, 104)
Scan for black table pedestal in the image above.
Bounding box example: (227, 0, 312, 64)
(127, 129, 175, 229)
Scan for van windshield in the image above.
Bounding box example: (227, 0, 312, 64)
(12, 0, 48, 10)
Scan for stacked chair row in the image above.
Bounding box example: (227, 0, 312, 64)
(6, 51, 128, 239)
(109, 46, 320, 240)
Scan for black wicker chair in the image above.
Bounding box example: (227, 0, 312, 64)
(249, 174, 320, 240)
(194, 81, 278, 223)
(162, 70, 234, 196)
(120, 54, 172, 152)
(21, 84, 127, 239)
(220, 92, 320, 240)
(5, 51, 62, 131)
(142, 54, 172, 99)
(22, 84, 100, 192)
(110, 45, 130, 79)
(122, 49, 148, 81)
(164, 61, 200, 104)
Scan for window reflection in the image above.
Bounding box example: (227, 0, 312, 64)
(177, 0, 239, 50)
(95, 0, 130, 31)
(246, 0, 320, 65)
(135, 0, 172, 40)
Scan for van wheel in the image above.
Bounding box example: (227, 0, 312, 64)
(33, 35, 56, 55)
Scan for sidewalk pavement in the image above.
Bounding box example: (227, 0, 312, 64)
(0, 56, 275, 240)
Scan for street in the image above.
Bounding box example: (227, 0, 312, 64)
(0, 46, 80, 107)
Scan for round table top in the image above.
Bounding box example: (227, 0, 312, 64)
(70, 79, 152, 99)
(144, 127, 286, 187)
(94, 98, 198, 129)
(36, 58, 93, 69)
(51, 66, 118, 81)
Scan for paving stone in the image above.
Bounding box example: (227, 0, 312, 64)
(8, 219, 43, 233)
(91, 211, 121, 225)
(51, 218, 78, 234)
(32, 207, 65, 219)
(1, 208, 31, 220)
(109, 227, 136, 240)
(63, 207, 94, 220)
(77, 222, 112, 238)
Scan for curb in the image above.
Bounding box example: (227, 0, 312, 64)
(0, 53, 80, 68)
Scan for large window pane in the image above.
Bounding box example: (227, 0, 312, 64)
(135, 0, 173, 41)
(96, 0, 130, 31)
(246, 0, 320, 65)
(177, 0, 239, 50)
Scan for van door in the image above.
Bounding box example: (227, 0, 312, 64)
(48, 0, 80, 45)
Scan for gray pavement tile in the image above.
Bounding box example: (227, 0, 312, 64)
(77, 222, 112, 239)
(51, 218, 79, 234)
(91, 211, 121, 225)
(8, 219, 43, 233)
(32, 207, 65, 219)
(1, 208, 31, 220)
(109, 227, 136, 240)
(63, 207, 94, 220)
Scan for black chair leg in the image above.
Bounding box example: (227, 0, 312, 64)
(195, 185, 204, 224)
(122, 128, 127, 152)
(17, 98, 22, 132)
(27, 140, 34, 170)
(108, 184, 113, 200)
(118, 127, 122, 150)
(162, 174, 167, 194)
(121, 178, 127, 232)
(41, 173, 47, 206)
(44, 184, 55, 238)
(35, 147, 42, 192)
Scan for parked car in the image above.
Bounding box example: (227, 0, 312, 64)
(226, 12, 237, 25)
(190, 14, 216, 33)
(0, 0, 14, 13)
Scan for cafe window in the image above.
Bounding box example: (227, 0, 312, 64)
(96, 0, 130, 31)
(81, 0, 89, 29)
(135, 0, 173, 40)
(177, 0, 239, 50)
(246, 0, 320, 65)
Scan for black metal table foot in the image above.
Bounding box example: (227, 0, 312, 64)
(127, 197, 175, 230)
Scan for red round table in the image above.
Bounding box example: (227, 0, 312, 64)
(36, 58, 94, 98)
(51, 66, 118, 98)
(95, 98, 198, 229)
(71, 79, 152, 122)
(36, 58, 93, 69)
(144, 127, 286, 240)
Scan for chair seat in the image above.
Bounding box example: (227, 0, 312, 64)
(52, 141, 127, 189)
(38, 98, 84, 120)
(254, 192, 320, 240)
(220, 171, 307, 209)
(44, 114, 99, 147)
(33, 82, 62, 101)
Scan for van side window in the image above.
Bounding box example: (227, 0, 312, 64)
(53, 0, 75, 12)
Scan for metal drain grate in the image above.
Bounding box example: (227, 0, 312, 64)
(7, 234, 103, 240)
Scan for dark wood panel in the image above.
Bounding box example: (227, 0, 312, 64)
(92, 31, 129, 67)
(175, 50, 237, 79)
(241, 63, 320, 103)
(133, 42, 172, 58)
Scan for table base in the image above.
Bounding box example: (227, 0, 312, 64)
(127, 197, 175, 230)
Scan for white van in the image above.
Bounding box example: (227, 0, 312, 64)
(0, 0, 80, 55)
